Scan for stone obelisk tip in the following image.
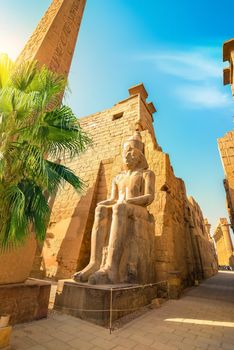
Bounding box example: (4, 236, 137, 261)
(16, 0, 86, 78)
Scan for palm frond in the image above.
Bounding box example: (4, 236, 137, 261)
(10, 60, 37, 91)
(0, 54, 13, 88)
(0, 56, 91, 247)
(26, 65, 67, 108)
(43, 106, 91, 158)
(20, 181, 50, 241)
(0, 87, 41, 121)
(0, 87, 14, 114)
(0, 155, 5, 181)
(0, 185, 28, 248)
(45, 160, 85, 193)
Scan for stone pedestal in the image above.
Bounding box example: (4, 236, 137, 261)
(0, 327, 12, 349)
(0, 279, 51, 325)
(54, 280, 158, 326)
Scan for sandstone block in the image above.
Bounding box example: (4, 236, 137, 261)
(0, 327, 12, 349)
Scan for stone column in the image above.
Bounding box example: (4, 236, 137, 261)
(223, 39, 234, 96)
(204, 218, 212, 240)
(220, 218, 233, 258)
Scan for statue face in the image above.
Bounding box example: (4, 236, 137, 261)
(122, 142, 141, 170)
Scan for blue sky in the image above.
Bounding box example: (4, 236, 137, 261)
(1, 0, 234, 235)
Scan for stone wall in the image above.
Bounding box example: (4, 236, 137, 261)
(188, 198, 218, 279)
(214, 218, 234, 268)
(218, 131, 234, 232)
(33, 84, 218, 286)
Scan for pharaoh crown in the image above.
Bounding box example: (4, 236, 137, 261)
(125, 132, 144, 153)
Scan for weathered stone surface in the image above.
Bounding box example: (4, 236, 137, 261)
(168, 271, 182, 299)
(219, 40, 234, 233)
(0, 279, 51, 325)
(214, 218, 234, 268)
(54, 279, 158, 325)
(0, 326, 12, 349)
(37, 83, 218, 287)
(223, 38, 234, 94)
(218, 131, 234, 232)
(73, 133, 156, 285)
(188, 198, 218, 279)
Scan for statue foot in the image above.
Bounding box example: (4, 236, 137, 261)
(73, 263, 100, 283)
(73, 271, 87, 283)
(88, 268, 117, 285)
(88, 270, 110, 285)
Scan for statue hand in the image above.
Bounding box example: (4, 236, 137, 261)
(116, 198, 126, 204)
(98, 199, 116, 206)
(125, 194, 154, 206)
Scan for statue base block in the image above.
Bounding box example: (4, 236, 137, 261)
(0, 326, 12, 349)
(0, 279, 51, 325)
(54, 280, 158, 326)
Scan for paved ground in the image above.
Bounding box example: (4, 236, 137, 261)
(11, 272, 234, 350)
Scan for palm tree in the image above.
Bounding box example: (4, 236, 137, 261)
(0, 54, 90, 248)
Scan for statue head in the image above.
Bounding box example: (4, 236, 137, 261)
(122, 132, 148, 170)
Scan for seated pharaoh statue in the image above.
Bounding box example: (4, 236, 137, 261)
(73, 132, 156, 285)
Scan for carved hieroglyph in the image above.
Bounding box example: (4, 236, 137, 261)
(73, 132, 156, 285)
(17, 0, 86, 77)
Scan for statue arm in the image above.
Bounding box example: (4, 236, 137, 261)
(98, 179, 118, 206)
(126, 171, 155, 207)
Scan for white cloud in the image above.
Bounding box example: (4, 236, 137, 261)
(175, 85, 232, 109)
(139, 47, 232, 109)
(141, 48, 222, 81)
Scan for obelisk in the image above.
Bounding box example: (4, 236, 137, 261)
(16, 0, 87, 280)
(17, 0, 86, 77)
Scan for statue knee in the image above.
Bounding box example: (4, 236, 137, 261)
(113, 203, 127, 215)
(95, 205, 108, 220)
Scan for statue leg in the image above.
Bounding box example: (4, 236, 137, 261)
(89, 203, 127, 284)
(73, 205, 109, 282)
